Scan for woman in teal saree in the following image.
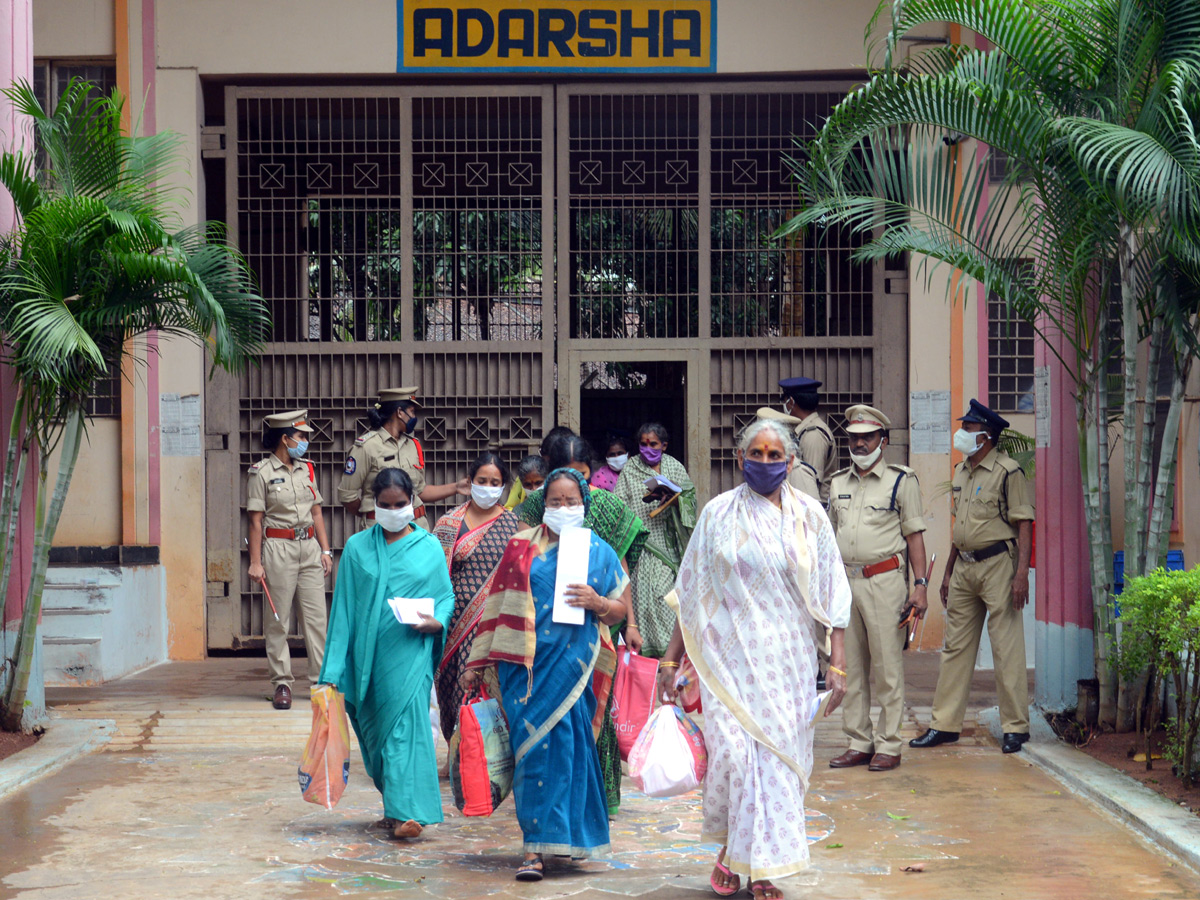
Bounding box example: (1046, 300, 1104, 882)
(463, 468, 629, 881)
(319, 468, 455, 840)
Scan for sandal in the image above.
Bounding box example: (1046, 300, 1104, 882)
(710, 848, 740, 897)
(368, 817, 398, 832)
(748, 881, 783, 900)
(392, 819, 423, 839)
(516, 855, 544, 882)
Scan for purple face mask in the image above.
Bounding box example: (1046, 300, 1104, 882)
(743, 459, 789, 495)
(639, 445, 664, 466)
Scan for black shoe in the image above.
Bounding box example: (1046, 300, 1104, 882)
(909, 728, 959, 748)
(1002, 732, 1030, 754)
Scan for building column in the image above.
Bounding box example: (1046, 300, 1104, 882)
(1033, 325, 1094, 710)
(1, 0, 44, 726)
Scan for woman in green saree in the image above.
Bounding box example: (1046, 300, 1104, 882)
(318, 468, 455, 840)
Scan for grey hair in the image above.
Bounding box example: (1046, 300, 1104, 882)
(736, 418, 797, 458)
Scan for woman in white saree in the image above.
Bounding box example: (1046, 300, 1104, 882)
(659, 418, 851, 900)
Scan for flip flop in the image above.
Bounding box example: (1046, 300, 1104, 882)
(747, 881, 783, 900)
(516, 857, 544, 882)
(710, 854, 740, 897)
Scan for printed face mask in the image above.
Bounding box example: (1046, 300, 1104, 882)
(607, 454, 629, 472)
(471, 482, 505, 509)
(850, 445, 882, 470)
(953, 428, 985, 456)
(375, 504, 415, 532)
(543, 505, 586, 533)
(742, 458, 789, 495)
(639, 445, 664, 466)
(286, 439, 309, 460)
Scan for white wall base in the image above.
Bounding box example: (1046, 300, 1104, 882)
(1, 621, 46, 730)
(1033, 618, 1094, 712)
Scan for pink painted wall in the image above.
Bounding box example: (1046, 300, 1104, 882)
(1, 0, 35, 627)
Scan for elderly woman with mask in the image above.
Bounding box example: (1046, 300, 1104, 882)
(462, 468, 629, 882)
(432, 451, 523, 741)
(658, 419, 851, 900)
(318, 468, 455, 841)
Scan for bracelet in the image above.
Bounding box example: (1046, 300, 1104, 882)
(659, 661, 681, 669)
(828, 665, 847, 677)
(600, 599, 610, 617)
(321, 550, 333, 556)
(627, 624, 640, 630)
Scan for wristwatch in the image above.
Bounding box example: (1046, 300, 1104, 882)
(322, 550, 333, 556)
(914, 578, 928, 587)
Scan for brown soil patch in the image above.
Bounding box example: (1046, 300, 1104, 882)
(0, 729, 39, 763)
(1060, 720, 1200, 813)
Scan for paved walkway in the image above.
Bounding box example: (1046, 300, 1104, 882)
(0, 658, 1196, 899)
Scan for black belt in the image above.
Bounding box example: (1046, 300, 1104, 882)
(957, 540, 1011, 563)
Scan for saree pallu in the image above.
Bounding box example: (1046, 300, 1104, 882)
(614, 453, 697, 658)
(494, 538, 627, 857)
(669, 484, 851, 880)
(318, 526, 456, 825)
(433, 505, 521, 740)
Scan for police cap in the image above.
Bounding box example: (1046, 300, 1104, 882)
(844, 404, 891, 434)
(959, 398, 1009, 432)
(377, 386, 423, 408)
(262, 409, 313, 433)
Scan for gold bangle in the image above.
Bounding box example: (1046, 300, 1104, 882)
(659, 661, 681, 669)
(828, 665, 847, 677)
(601, 599, 610, 617)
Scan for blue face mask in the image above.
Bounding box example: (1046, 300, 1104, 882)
(405, 414, 420, 435)
(287, 440, 309, 459)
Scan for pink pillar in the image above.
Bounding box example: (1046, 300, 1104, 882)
(1, 0, 35, 630)
(1033, 320, 1094, 709)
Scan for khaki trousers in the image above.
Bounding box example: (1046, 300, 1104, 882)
(931, 548, 1029, 734)
(261, 537, 328, 688)
(842, 567, 908, 757)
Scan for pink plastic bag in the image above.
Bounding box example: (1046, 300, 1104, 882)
(628, 704, 708, 797)
(612, 649, 659, 761)
(298, 684, 350, 809)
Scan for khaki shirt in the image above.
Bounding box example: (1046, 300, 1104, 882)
(828, 462, 926, 565)
(795, 412, 836, 504)
(246, 455, 323, 530)
(788, 459, 821, 501)
(951, 448, 1035, 551)
(337, 429, 427, 513)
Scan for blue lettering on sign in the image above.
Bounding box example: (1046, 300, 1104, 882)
(577, 9, 617, 57)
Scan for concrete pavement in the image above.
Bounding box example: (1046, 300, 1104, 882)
(0, 657, 1196, 899)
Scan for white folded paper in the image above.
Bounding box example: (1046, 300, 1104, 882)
(387, 595, 435, 626)
(643, 474, 683, 493)
(807, 690, 834, 724)
(552, 526, 592, 626)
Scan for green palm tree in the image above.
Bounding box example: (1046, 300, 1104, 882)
(0, 79, 269, 730)
(783, 0, 1200, 727)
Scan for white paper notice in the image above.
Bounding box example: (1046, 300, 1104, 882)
(552, 526, 592, 626)
(908, 390, 953, 454)
(387, 596, 435, 626)
(1035, 366, 1052, 449)
(160, 392, 202, 457)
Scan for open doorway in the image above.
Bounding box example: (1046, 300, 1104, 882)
(578, 360, 687, 466)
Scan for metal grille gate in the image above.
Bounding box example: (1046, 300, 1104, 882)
(204, 82, 907, 651)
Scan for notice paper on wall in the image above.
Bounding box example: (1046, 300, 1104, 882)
(387, 596, 435, 626)
(552, 526, 592, 626)
(160, 392, 202, 457)
(1035, 366, 1052, 449)
(909, 389, 952, 454)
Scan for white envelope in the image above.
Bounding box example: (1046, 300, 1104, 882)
(552, 526, 592, 626)
(388, 596, 435, 626)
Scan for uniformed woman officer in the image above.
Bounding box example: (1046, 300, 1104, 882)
(246, 409, 333, 710)
(337, 386, 467, 531)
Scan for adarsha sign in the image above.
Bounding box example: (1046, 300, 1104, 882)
(397, 1, 716, 73)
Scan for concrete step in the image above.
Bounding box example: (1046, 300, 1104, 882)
(43, 636, 103, 687)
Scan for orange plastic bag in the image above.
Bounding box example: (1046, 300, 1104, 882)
(298, 684, 350, 809)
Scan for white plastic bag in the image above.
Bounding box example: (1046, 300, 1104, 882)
(628, 705, 708, 798)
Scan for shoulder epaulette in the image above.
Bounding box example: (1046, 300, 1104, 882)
(887, 463, 916, 476)
(247, 460, 264, 473)
(831, 466, 851, 478)
(996, 454, 1024, 475)
(355, 431, 375, 445)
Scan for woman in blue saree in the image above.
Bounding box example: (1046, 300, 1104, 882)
(462, 468, 629, 881)
(319, 468, 455, 840)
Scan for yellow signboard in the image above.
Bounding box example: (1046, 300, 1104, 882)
(397, 1, 716, 72)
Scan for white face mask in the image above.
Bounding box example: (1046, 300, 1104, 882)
(607, 454, 629, 472)
(543, 505, 586, 534)
(953, 428, 985, 456)
(850, 445, 883, 470)
(470, 482, 505, 509)
(375, 504, 415, 532)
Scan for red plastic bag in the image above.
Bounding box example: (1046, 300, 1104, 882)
(449, 688, 514, 817)
(299, 684, 350, 809)
(676, 654, 702, 714)
(629, 704, 708, 797)
(612, 649, 659, 761)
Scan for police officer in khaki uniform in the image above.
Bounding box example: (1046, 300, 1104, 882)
(756, 407, 821, 501)
(911, 399, 1035, 754)
(246, 410, 333, 710)
(826, 406, 928, 772)
(337, 387, 467, 531)
(779, 376, 836, 504)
